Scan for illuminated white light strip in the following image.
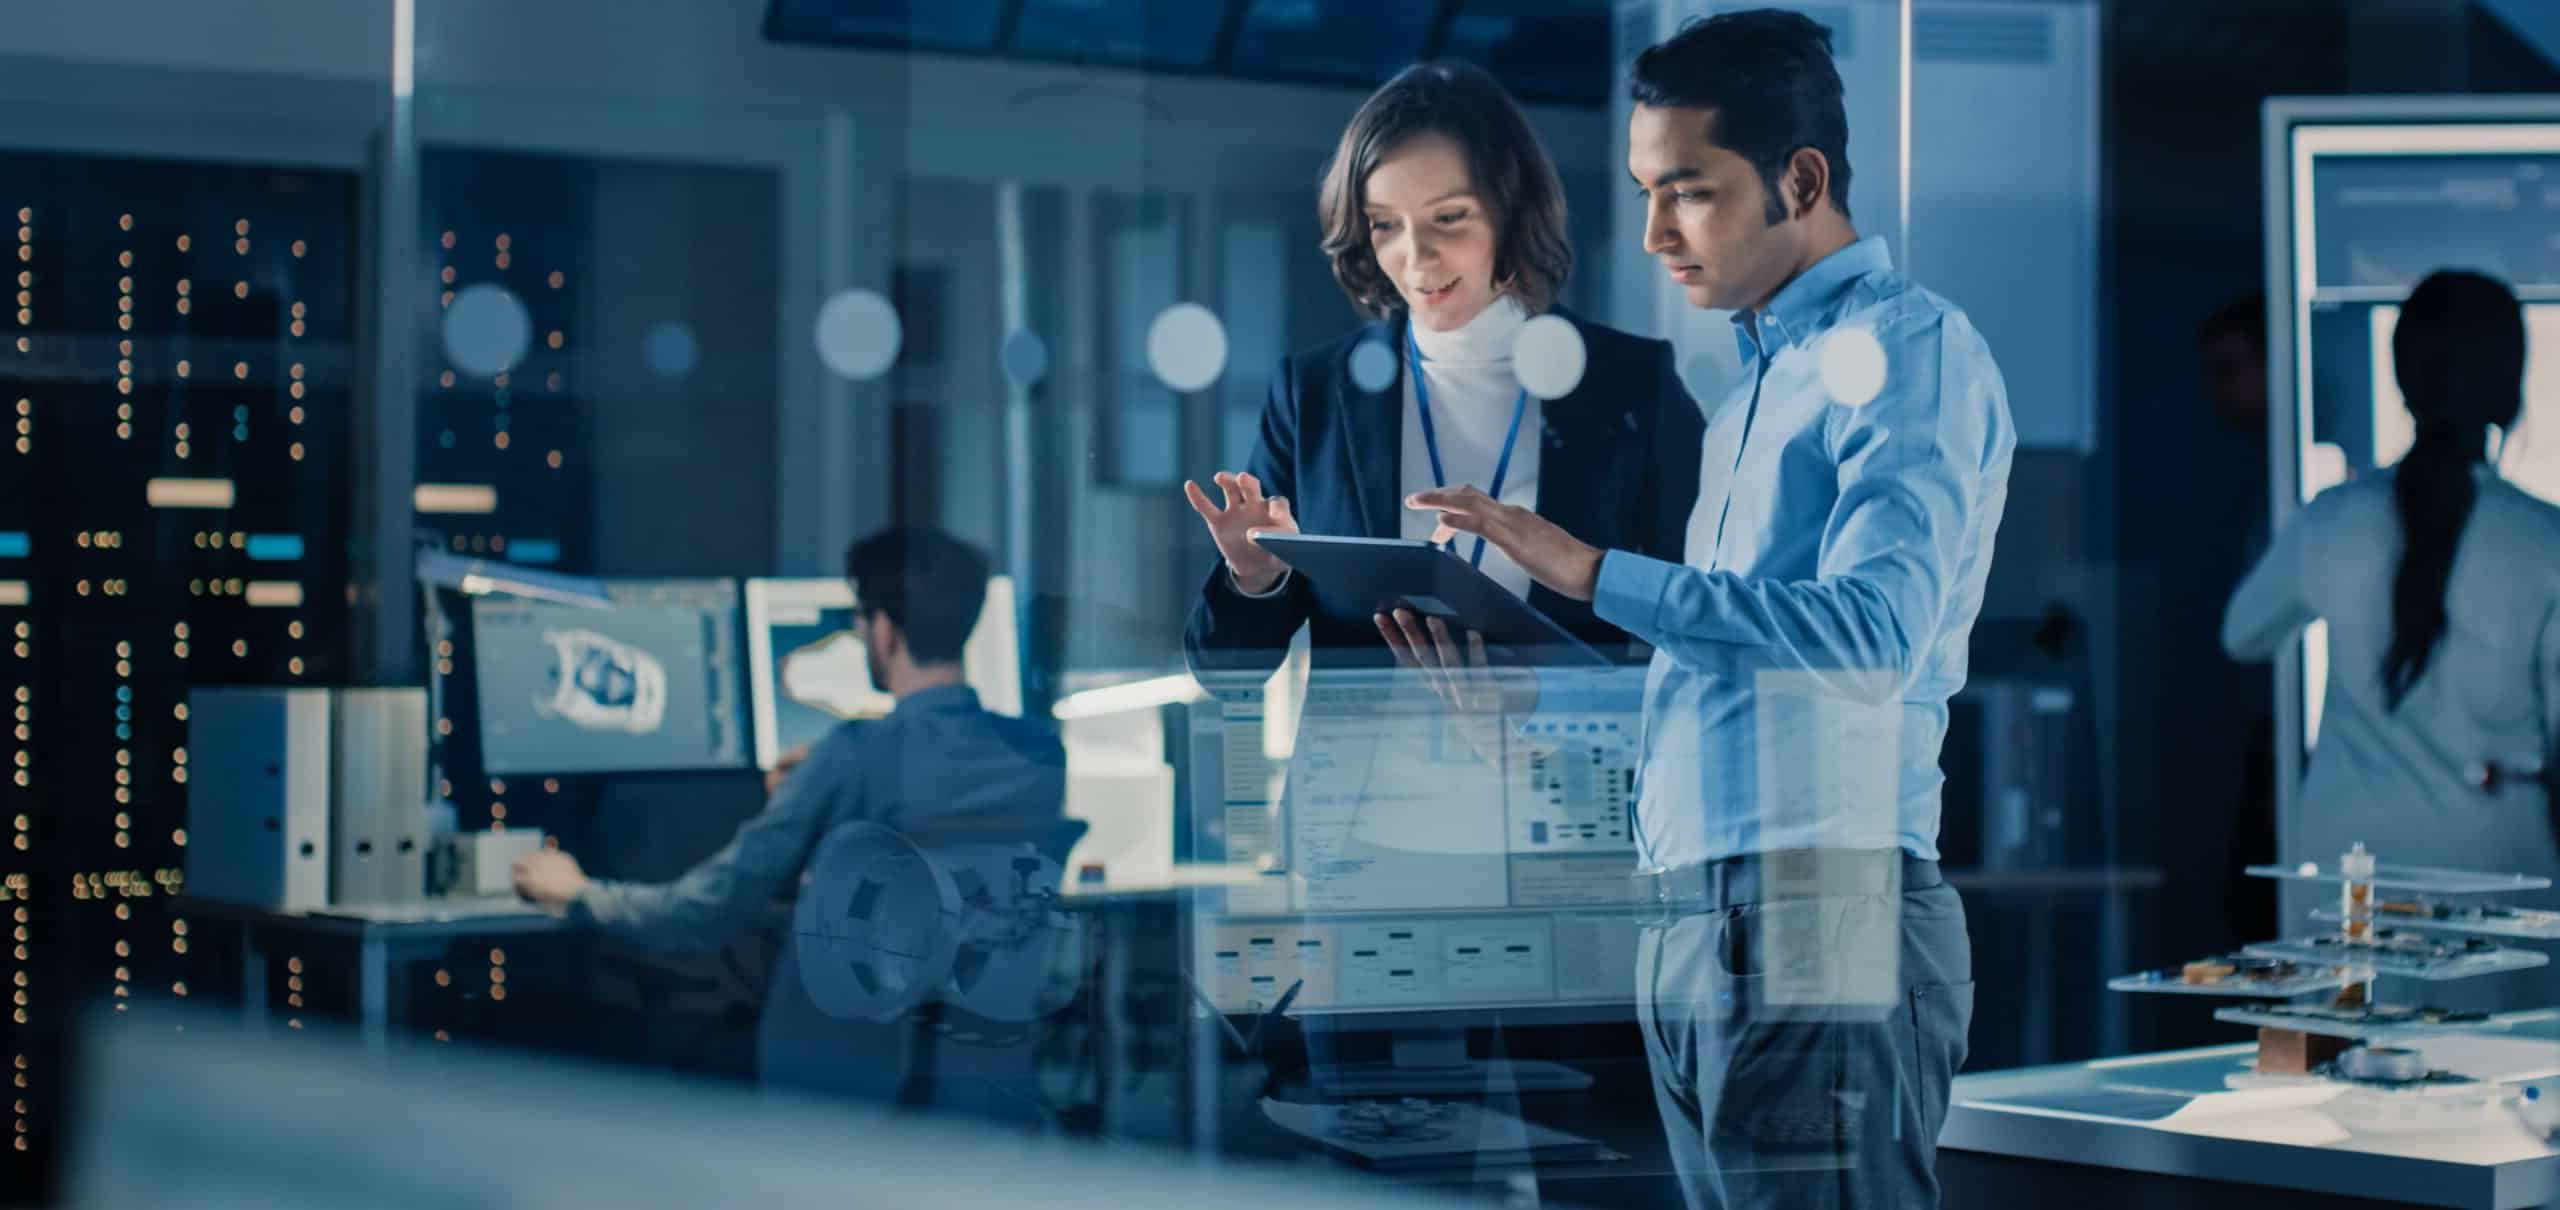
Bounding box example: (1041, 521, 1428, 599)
(2290, 129, 2319, 504)
(2316, 284, 2560, 303)
(244, 581, 303, 608)
(144, 478, 235, 509)
(391, 0, 414, 100)
(2297, 124, 2560, 156)
(2370, 306, 2414, 467)
(1897, 0, 1913, 273)
(1050, 673, 1204, 721)
(2304, 619, 2329, 748)
(413, 483, 498, 514)
(2084, 1043, 2255, 1070)
(2290, 127, 2325, 753)
(0, 582, 24, 606)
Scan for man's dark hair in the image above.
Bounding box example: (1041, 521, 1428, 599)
(845, 526, 990, 665)
(2198, 292, 2267, 352)
(1318, 59, 1574, 318)
(1629, 9, 1852, 225)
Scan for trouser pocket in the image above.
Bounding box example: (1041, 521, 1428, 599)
(1908, 979, 1975, 1143)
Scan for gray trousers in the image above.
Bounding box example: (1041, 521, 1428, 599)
(1636, 877, 1974, 1210)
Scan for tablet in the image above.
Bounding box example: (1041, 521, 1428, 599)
(1248, 533, 1608, 666)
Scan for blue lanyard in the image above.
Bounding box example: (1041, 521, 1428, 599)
(1408, 326, 1530, 568)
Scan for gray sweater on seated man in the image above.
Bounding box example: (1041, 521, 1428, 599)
(578, 686, 1066, 1093)
(574, 686, 1066, 944)
(511, 527, 1067, 1109)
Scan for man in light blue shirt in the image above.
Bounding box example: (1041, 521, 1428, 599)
(1407, 12, 2013, 1208)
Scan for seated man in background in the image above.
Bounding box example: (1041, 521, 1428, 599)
(513, 526, 1070, 1118)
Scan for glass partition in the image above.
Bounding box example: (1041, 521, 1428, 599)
(17, 0, 2466, 1205)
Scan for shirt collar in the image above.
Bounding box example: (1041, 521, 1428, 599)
(890, 682, 980, 716)
(1732, 236, 1892, 359)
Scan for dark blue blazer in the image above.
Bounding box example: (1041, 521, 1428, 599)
(1184, 309, 1703, 674)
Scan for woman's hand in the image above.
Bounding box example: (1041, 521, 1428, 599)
(1183, 471, 1299, 594)
(1377, 609, 1539, 718)
(1376, 609, 1539, 768)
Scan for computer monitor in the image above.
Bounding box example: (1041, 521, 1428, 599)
(1187, 664, 1646, 1093)
(469, 578, 750, 775)
(743, 575, 1024, 770)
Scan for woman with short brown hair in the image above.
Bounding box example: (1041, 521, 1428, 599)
(1183, 60, 1702, 676)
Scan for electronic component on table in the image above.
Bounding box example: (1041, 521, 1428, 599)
(2214, 1001, 2496, 1042)
(2133, 845, 2556, 1096)
(2340, 841, 2377, 943)
(2193, 956, 2313, 987)
(2333, 1044, 2433, 1083)
(2107, 954, 2347, 997)
(2295, 930, 2497, 961)
(428, 828, 546, 898)
(2249, 1003, 2488, 1028)
(2390, 900, 2560, 928)
(2246, 929, 2549, 980)
(2313, 898, 2560, 940)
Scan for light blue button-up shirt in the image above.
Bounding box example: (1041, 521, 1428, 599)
(1590, 237, 2014, 866)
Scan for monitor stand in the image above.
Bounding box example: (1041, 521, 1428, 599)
(1308, 1028, 1593, 1098)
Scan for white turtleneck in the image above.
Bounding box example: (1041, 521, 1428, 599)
(1403, 295, 1542, 601)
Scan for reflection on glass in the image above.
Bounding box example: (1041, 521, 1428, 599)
(1146, 301, 1228, 394)
(440, 283, 532, 378)
(1000, 328, 1049, 388)
(814, 287, 903, 381)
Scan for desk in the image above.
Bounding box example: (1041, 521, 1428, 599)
(179, 896, 567, 1057)
(1942, 1014, 2560, 1209)
(1056, 873, 1678, 1205)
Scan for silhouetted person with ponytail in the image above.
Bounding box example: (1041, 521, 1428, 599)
(2225, 270, 2560, 1009)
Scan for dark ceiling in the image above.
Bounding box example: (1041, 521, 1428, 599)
(763, 0, 1615, 106)
(2107, 0, 2351, 96)
(765, 1, 2560, 112)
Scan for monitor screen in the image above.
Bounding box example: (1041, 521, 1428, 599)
(470, 578, 750, 775)
(1187, 666, 1644, 1020)
(743, 575, 1024, 770)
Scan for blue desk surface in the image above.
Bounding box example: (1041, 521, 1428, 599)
(178, 895, 565, 941)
